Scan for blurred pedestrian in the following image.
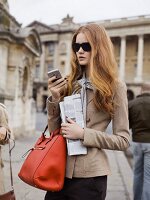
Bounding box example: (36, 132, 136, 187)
(129, 83, 150, 200)
(0, 103, 11, 194)
(46, 23, 130, 200)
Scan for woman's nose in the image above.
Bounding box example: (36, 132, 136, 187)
(78, 46, 84, 53)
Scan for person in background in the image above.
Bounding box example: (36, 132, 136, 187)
(45, 23, 130, 200)
(129, 83, 150, 200)
(0, 103, 11, 194)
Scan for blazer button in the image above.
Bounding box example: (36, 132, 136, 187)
(86, 117, 90, 123)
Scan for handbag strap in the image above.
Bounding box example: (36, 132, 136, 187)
(42, 125, 60, 138)
(42, 125, 48, 136)
(8, 139, 15, 190)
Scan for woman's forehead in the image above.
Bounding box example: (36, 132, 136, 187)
(76, 33, 88, 43)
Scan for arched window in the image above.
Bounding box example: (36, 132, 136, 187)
(22, 67, 28, 97)
(48, 42, 55, 55)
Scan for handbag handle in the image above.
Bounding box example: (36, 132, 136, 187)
(22, 126, 61, 158)
(42, 125, 60, 138)
(42, 125, 48, 136)
(8, 139, 15, 190)
(36, 126, 60, 146)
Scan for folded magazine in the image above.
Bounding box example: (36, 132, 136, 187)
(59, 94, 87, 156)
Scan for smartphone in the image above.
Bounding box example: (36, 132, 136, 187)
(47, 69, 62, 80)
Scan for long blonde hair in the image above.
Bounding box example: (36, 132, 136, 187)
(66, 24, 118, 116)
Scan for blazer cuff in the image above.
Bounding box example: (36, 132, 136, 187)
(82, 128, 95, 147)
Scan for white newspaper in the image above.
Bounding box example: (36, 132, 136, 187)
(59, 94, 87, 156)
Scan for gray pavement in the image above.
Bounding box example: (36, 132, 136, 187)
(106, 150, 133, 200)
(1, 112, 133, 199)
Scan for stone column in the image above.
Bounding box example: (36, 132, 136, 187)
(119, 36, 126, 80)
(134, 35, 144, 82)
(40, 43, 46, 81)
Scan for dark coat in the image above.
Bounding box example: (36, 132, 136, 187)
(129, 93, 150, 142)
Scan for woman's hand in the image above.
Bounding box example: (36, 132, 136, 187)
(61, 118, 84, 140)
(48, 76, 67, 101)
(0, 126, 7, 141)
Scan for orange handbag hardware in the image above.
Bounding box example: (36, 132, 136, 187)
(18, 126, 67, 191)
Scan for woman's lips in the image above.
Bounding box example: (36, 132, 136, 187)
(78, 56, 85, 60)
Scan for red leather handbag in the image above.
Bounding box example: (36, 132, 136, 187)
(18, 126, 66, 191)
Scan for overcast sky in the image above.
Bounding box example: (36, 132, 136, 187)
(8, 0, 150, 27)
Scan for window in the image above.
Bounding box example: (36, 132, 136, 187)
(35, 64, 40, 78)
(47, 60, 54, 72)
(59, 43, 67, 55)
(60, 60, 65, 67)
(48, 42, 55, 55)
(44, 86, 47, 91)
(22, 67, 28, 97)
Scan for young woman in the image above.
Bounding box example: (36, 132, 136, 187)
(45, 24, 130, 200)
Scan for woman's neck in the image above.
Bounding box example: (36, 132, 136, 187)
(81, 65, 89, 79)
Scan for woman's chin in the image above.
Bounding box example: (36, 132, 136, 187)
(79, 63, 88, 67)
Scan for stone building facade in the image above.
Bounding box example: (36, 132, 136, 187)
(107, 16, 150, 100)
(29, 14, 150, 111)
(28, 15, 79, 111)
(0, 1, 41, 137)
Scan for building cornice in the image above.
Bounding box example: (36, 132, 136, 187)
(32, 15, 150, 35)
(27, 20, 54, 31)
(97, 15, 150, 29)
(0, 28, 42, 56)
(0, 4, 21, 28)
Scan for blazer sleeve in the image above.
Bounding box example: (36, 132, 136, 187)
(47, 97, 61, 133)
(0, 107, 10, 130)
(82, 81, 130, 151)
(0, 106, 11, 144)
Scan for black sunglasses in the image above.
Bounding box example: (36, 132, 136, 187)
(72, 42, 91, 52)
